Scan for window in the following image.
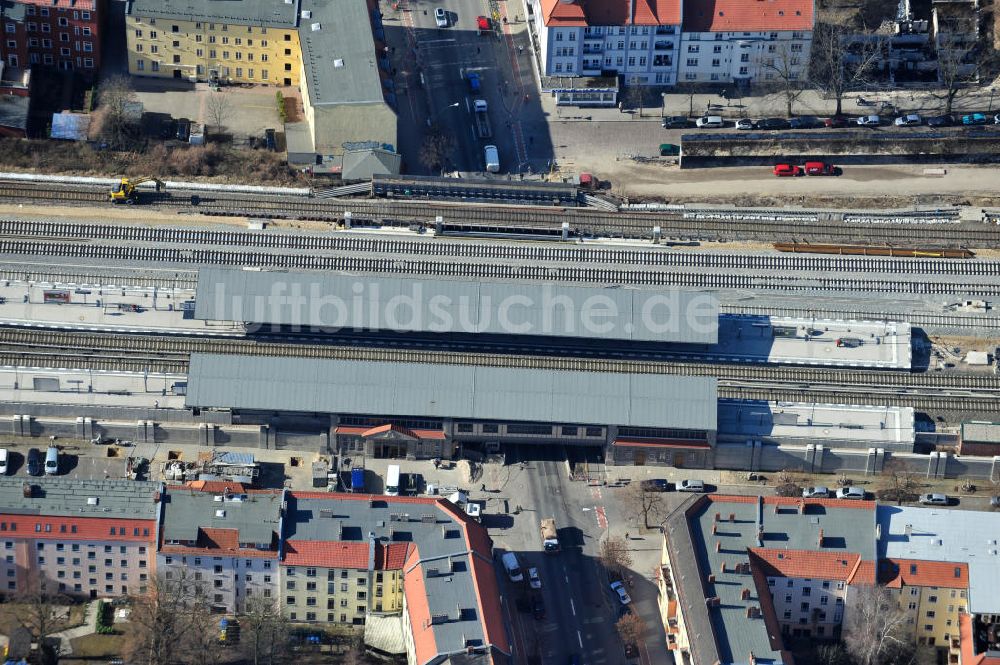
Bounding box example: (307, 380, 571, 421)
(822, 581, 830, 589)
(790, 43, 803, 52)
(82, 11, 90, 20)
(284, 63, 291, 71)
(40, 7, 49, 16)
(151, 61, 159, 71)
(740, 53, 749, 62)
(286, 596, 296, 605)
(800, 602, 809, 611)
(926, 611, 936, 619)
(802, 587, 811, 597)
(196, 48, 203, 57)
(306, 582, 316, 591)
(686, 58, 698, 66)
(286, 581, 296, 590)
(711, 59, 720, 67)
(784, 595, 792, 603)
(306, 597, 316, 606)
(135, 29, 143, 38)
(82, 42, 92, 52)
(58, 17, 68, 27)
(687, 45, 699, 53)
(235, 37, 242, 45)
(820, 596, 828, 605)
(150, 44, 158, 54)
(928, 596, 938, 603)
(209, 49, 216, 58)
(787, 580, 794, 588)
(910, 588, 919, 596)
(209, 35, 216, 44)
(171, 40, 179, 48)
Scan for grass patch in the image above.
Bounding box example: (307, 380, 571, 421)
(69, 632, 125, 658)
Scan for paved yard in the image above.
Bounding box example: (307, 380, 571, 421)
(132, 78, 285, 140)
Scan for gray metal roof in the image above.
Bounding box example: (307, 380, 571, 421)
(961, 421, 1000, 443)
(161, 487, 282, 545)
(126, 0, 298, 28)
(195, 267, 720, 345)
(286, 493, 497, 659)
(877, 505, 1000, 614)
(0, 477, 160, 519)
(298, 0, 385, 106)
(186, 354, 718, 431)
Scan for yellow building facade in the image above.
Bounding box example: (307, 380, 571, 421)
(280, 562, 404, 625)
(882, 559, 968, 656)
(125, 12, 301, 86)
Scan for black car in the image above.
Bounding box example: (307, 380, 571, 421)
(176, 118, 191, 142)
(754, 117, 791, 130)
(661, 115, 691, 129)
(789, 115, 822, 129)
(532, 597, 546, 620)
(641, 479, 670, 492)
(26, 448, 42, 476)
(159, 118, 177, 140)
(927, 115, 955, 127)
(264, 128, 277, 151)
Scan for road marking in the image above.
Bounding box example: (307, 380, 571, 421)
(570, 598, 576, 616)
(591, 487, 602, 500)
(577, 630, 583, 648)
(596, 506, 608, 529)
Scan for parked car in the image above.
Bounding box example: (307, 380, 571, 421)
(995, 113, 1000, 125)
(804, 161, 837, 176)
(662, 115, 691, 129)
(919, 493, 949, 506)
(836, 486, 866, 500)
(264, 128, 277, 151)
(927, 115, 955, 127)
(894, 113, 922, 126)
(532, 596, 546, 620)
(528, 567, 542, 590)
(735, 118, 754, 130)
(789, 115, 822, 129)
(175, 118, 191, 141)
(26, 448, 42, 476)
(659, 143, 680, 157)
(754, 117, 790, 130)
(991, 496, 1000, 508)
(610, 581, 632, 605)
(641, 479, 670, 492)
(696, 115, 724, 128)
(434, 7, 448, 27)
(856, 115, 881, 126)
(159, 118, 178, 140)
(962, 113, 987, 125)
(824, 115, 850, 128)
(677, 479, 706, 492)
(773, 164, 802, 177)
(802, 486, 830, 498)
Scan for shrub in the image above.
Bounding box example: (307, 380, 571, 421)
(95, 600, 114, 634)
(275, 90, 287, 123)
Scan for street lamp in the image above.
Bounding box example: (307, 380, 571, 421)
(660, 92, 666, 118)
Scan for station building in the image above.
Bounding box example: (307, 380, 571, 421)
(185, 354, 719, 467)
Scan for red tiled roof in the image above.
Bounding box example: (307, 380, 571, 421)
(21, 0, 96, 9)
(360, 424, 447, 440)
(613, 438, 711, 449)
(751, 549, 876, 585)
(960, 612, 1000, 665)
(282, 540, 414, 569)
(0, 515, 155, 542)
(403, 546, 438, 663)
(183, 480, 246, 494)
(880, 558, 969, 589)
(334, 426, 369, 435)
(683, 0, 814, 33)
(160, 526, 278, 558)
(539, 0, 681, 27)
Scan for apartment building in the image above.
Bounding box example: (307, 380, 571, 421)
(677, 0, 814, 85)
(157, 482, 284, 614)
(0, 0, 102, 72)
(284, 492, 510, 665)
(0, 478, 160, 599)
(533, 0, 682, 85)
(532, 0, 815, 87)
(125, 0, 397, 171)
(881, 558, 969, 650)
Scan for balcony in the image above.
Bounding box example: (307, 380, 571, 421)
(655, 26, 676, 35)
(653, 41, 674, 51)
(582, 46, 603, 54)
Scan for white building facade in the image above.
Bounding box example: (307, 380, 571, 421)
(532, 0, 815, 87)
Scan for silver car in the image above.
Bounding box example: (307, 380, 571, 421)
(802, 486, 830, 498)
(919, 493, 949, 506)
(856, 115, 881, 127)
(836, 486, 866, 500)
(677, 479, 706, 493)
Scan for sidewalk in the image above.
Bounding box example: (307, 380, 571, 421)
(50, 601, 99, 656)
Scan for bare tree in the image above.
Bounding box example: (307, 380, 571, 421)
(623, 85, 644, 117)
(843, 584, 910, 665)
(809, 23, 886, 115)
(622, 481, 666, 529)
(615, 612, 646, 646)
(123, 571, 211, 665)
(13, 572, 68, 665)
(96, 75, 140, 150)
(879, 457, 918, 504)
(758, 42, 808, 117)
(935, 31, 997, 114)
(241, 596, 290, 665)
(205, 93, 233, 137)
(599, 536, 633, 578)
(418, 123, 456, 174)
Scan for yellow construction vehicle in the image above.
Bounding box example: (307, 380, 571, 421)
(109, 177, 164, 204)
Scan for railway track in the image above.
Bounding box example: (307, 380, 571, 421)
(0, 239, 996, 295)
(2, 327, 998, 393)
(2, 180, 1000, 246)
(2, 220, 998, 276)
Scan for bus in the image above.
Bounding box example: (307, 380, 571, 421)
(385, 465, 400, 496)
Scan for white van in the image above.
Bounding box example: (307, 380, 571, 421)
(484, 145, 500, 173)
(385, 464, 400, 497)
(501, 552, 523, 582)
(44, 446, 59, 475)
(0, 449, 8, 475)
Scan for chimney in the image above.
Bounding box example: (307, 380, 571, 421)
(818, 528, 824, 548)
(798, 500, 805, 514)
(367, 531, 376, 572)
(729, 513, 735, 523)
(714, 512, 721, 522)
(720, 562, 727, 573)
(749, 651, 757, 665)
(712, 523, 718, 535)
(716, 541, 722, 553)
(773, 504, 779, 514)
(904, 524, 913, 537)
(707, 574, 716, 584)
(741, 588, 751, 601)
